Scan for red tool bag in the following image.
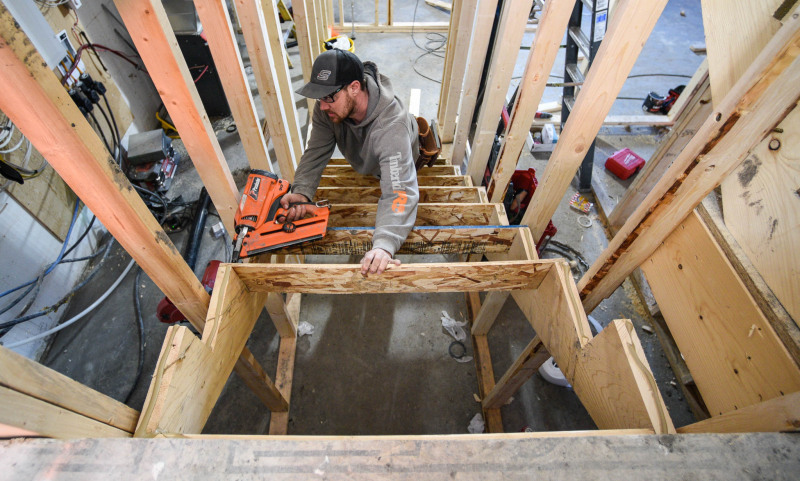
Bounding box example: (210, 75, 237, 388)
(604, 148, 646, 180)
(507, 168, 557, 256)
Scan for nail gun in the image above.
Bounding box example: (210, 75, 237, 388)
(231, 170, 330, 261)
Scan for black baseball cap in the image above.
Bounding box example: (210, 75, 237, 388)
(296, 49, 364, 99)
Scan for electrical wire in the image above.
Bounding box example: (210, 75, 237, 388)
(410, 0, 447, 84)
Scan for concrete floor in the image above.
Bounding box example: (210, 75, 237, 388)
(40, 0, 705, 435)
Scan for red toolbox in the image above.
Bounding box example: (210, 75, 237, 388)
(604, 148, 646, 180)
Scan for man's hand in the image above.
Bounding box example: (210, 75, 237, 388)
(279, 193, 311, 223)
(360, 248, 400, 275)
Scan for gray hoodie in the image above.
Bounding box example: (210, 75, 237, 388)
(291, 62, 420, 256)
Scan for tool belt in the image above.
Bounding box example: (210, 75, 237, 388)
(415, 117, 441, 170)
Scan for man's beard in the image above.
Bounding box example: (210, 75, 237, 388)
(328, 95, 356, 124)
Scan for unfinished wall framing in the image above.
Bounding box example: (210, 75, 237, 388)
(1, 0, 799, 473)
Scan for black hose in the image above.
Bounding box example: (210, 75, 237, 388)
(123, 268, 145, 405)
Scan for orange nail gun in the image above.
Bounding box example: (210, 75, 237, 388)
(231, 170, 330, 261)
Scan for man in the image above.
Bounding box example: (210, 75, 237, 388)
(281, 49, 420, 275)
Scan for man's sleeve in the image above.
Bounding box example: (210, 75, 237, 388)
(372, 124, 419, 256)
(291, 104, 336, 201)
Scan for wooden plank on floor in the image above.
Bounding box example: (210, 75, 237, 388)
(316, 186, 483, 203)
(640, 211, 800, 416)
(263, 225, 523, 255)
(677, 391, 800, 433)
(572, 319, 675, 433)
(0, 386, 131, 439)
(328, 203, 499, 227)
(482, 336, 549, 410)
(135, 266, 272, 436)
(0, 347, 138, 433)
(318, 175, 469, 187)
(268, 336, 297, 434)
(234, 260, 556, 294)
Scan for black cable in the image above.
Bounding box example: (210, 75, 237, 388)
(87, 111, 114, 157)
(95, 103, 118, 157)
(63, 215, 96, 259)
(123, 268, 145, 404)
(410, 0, 447, 83)
(100, 93, 121, 158)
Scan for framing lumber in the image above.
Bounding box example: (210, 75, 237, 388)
(436, 0, 458, 132)
(482, 336, 549, 409)
(135, 266, 279, 436)
(451, 0, 499, 167)
(323, 164, 459, 176)
(466, 0, 534, 186)
(263, 225, 521, 255)
(318, 174, 469, 187)
(0, 6, 209, 326)
(437, 0, 478, 142)
(465, 291, 502, 432)
(234, 0, 298, 181)
(471, 291, 510, 336)
(0, 346, 138, 434)
(572, 319, 675, 433)
(640, 211, 800, 415)
(234, 260, 556, 294)
(677, 391, 800, 433)
(0, 387, 130, 439)
(608, 61, 712, 231)
(486, 0, 574, 203)
(520, 0, 669, 240)
(326, 158, 448, 166)
(316, 186, 483, 203)
(578, 6, 800, 312)
(351, 22, 450, 33)
(290, 0, 315, 90)
(269, 336, 297, 434)
(195, 0, 271, 171)
(327, 203, 499, 227)
(113, 0, 239, 233)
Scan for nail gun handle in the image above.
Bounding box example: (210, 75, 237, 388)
(276, 200, 330, 223)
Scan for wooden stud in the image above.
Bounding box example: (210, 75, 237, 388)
(315, 186, 483, 203)
(135, 266, 280, 436)
(608, 61, 711, 231)
(451, 0, 500, 166)
(234, 0, 298, 181)
(640, 211, 800, 415)
(471, 291, 510, 336)
(262, 225, 523, 255)
(473, 334, 504, 432)
(323, 164, 459, 176)
(486, 0, 574, 203)
(351, 22, 451, 33)
(677, 391, 800, 433)
(520, 0, 669, 240)
(436, 0, 460, 137)
(234, 260, 555, 294)
(579, 7, 800, 312)
(195, 0, 272, 172)
(318, 174, 469, 187)
(482, 336, 549, 409)
(269, 336, 298, 434)
(327, 203, 500, 227)
(466, 0, 535, 186)
(572, 319, 675, 433)
(113, 0, 239, 232)
(0, 386, 131, 439)
(0, 346, 138, 433)
(0, 6, 210, 327)
(292, 0, 315, 93)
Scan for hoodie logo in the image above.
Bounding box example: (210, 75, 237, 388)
(316, 70, 331, 81)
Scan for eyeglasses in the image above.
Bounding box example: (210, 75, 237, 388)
(320, 85, 345, 103)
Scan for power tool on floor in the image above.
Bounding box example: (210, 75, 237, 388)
(230, 170, 330, 261)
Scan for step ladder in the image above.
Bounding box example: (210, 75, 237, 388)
(560, 0, 608, 191)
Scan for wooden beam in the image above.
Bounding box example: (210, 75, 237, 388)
(466, 291, 502, 433)
(0, 6, 210, 327)
(482, 336, 549, 409)
(466, 0, 534, 186)
(233, 346, 290, 412)
(195, 0, 272, 171)
(640, 211, 800, 415)
(234, 0, 298, 181)
(578, 6, 800, 312)
(235, 260, 554, 293)
(608, 61, 712, 231)
(437, 0, 477, 142)
(316, 186, 483, 203)
(327, 157, 449, 166)
(0, 387, 130, 438)
(351, 22, 451, 33)
(113, 0, 239, 232)
(511, 262, 592, 383)
(471, 291, 510, 336)
(327, 203, 499, 227)
(318, 174, 469, 187)
(487, 0, 574, 203)
(677, 391, 800, 433)
(451, 0, 499, 167)
(323, 164, 459, 176)
(290, 0, 315, 90)
(436, 0, 458, 127)
(268, 336, 297, 434)
(572, 319, 675, 433)
(136, 266, 277, 435)
(520, 0, 669, 240)
(0, 346, 138, 433)
(263, 225, 521, 255)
